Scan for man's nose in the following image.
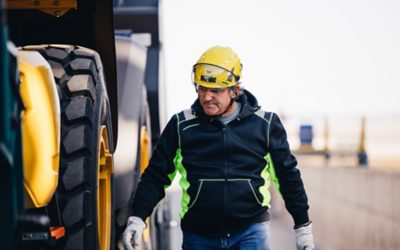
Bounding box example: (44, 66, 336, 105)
(203, 92, 213, 101)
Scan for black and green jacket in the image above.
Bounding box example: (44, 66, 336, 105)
(132, 90, 309, 237)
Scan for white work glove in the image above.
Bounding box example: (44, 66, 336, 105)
(122, 216, 146, 250)
(294, 222, 315, 250)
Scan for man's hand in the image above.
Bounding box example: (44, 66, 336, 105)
(294, 222, 315, 250)
(122, 216, 146, 250)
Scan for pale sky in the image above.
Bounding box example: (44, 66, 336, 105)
(160, 0, 400, 120)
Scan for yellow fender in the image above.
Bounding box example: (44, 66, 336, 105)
(18, 50, 60, 208)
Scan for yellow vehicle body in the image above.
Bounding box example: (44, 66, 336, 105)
(18, 50, 60, 208)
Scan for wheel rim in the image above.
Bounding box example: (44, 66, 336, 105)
(140, 126, 151, 174)
(140, 125, 152, 245)
(97, 126, 112, 250)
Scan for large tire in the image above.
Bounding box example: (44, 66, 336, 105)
(23, 45, 114, 250)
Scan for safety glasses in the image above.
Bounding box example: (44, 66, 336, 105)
(195, 84, 228, 95)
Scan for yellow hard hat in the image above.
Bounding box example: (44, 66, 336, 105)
(192, 46, 242, 88)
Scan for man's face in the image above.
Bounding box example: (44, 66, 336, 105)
(197, 85, 235, 116)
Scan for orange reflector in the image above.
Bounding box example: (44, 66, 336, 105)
(50, 227, 65, 240)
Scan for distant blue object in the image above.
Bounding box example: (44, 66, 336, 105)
(115, 30, 133, 37)
(300, 125, 313, 145)
(358, 152, 368, 167)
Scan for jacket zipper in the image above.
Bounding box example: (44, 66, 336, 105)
(222, 124, 229, 237)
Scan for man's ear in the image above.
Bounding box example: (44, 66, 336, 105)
(229, 89, 236, 98)
(231, 86, 240, 98)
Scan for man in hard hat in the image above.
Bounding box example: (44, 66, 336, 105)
(122, 46, 315, 250)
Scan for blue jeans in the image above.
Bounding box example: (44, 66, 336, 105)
(182, 221, 271, 250)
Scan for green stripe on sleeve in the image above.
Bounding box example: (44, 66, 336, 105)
(173, 148, 191, 218)
(266, 153, 281, 194)
(259, 153, 281, 207)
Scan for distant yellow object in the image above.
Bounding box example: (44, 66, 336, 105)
(19, 50, 60, 208)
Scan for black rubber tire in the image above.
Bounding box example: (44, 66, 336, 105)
(24, 44, 114, 250)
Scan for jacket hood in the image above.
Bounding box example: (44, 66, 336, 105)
(191, 89, 261, 119)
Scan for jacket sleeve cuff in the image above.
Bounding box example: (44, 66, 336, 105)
(293, 212, 310, 227)
(131, 207, 150, 222)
